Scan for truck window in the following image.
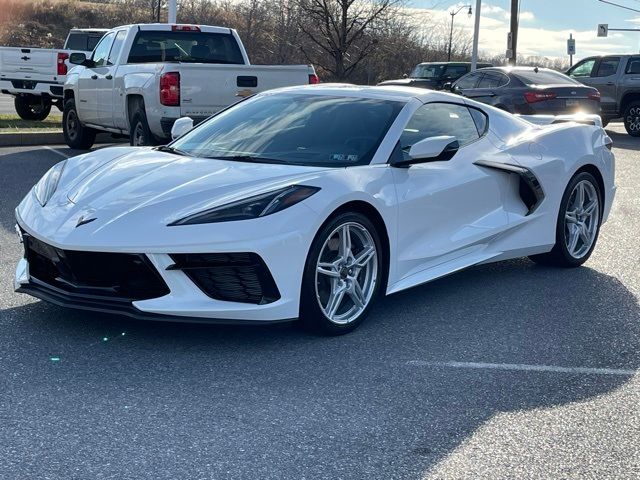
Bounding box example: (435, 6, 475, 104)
(65, 32, 105, 51)
(594, 57, 620, 77)
(626, 57, 640, 74)
(107, 30, 127, 65)
(568, 58, 596, 78)
(92, 32, 116, 67)
(127, 31, 244, 65)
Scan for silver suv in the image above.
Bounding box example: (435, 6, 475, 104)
(567, 55, 640, 136)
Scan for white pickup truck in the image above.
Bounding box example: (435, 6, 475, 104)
(63, 23, 319, 149)
(0, 29, 107, 120)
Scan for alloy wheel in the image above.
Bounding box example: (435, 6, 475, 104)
(66, 110, 78, 141)
(564, 179, 600, 259)
(315, 222, 378, 325)
(626, 106, 640, 132)
(132, 123, 145, 146)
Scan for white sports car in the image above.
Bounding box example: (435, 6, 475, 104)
(14, 85, 615, 334)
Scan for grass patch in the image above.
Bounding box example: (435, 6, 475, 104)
(0, 113, 62, 131)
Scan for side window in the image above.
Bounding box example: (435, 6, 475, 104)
(444, 65, 468, 80)
(594, 57, 620, 77)
(477, 71, 509, 88)
(91, 32, 116, 67)
(568, 58, 596, 78)
(626, 57, 640, 74)
(455, 72, 481, 90)
(469, 107, 488, 136)
(399, 103, 481, 153)
(107, 30, 127, 65)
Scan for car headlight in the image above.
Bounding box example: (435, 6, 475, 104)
(169, 185, 320, 226)
(34, 161, 66, 206)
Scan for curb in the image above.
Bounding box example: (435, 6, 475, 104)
(0, 131, 126, 147)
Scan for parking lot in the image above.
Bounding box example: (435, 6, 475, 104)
(0, 125, 639, 479)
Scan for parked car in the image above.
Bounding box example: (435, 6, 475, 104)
(378, 62, 492, 90)
(14, 85, 615, 334)
(448, 66, 601, 116)
(63, 23, 319, 149)
(0, 29, 108, 120)
(566, 54, 640, 135)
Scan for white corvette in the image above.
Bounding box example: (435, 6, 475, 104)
(14, 85, 615, 334)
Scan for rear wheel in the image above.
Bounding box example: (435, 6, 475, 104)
(14, 95, 51, 121)
(300, 212, 383, 335)
(623, 101, 640, 136)
(529, 172, 602, 267)
(63, 98, 96, 149)
(129, 110, 157, 146)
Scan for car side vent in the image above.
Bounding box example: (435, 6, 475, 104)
(474, 160, 545, 215)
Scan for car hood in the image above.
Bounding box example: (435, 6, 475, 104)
(30, 147, 329, 236)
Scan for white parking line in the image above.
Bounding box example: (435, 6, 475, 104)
(406, 360, 636, 376)
(43, 146, 71, 159)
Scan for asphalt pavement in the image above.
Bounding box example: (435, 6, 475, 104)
(0, 127, 639, 479)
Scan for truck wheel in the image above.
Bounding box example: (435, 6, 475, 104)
(130, 111, 157, 146)
(14, 95, 51, 121)
(623, 101, 640, 137)
(63, 98, 96, 149)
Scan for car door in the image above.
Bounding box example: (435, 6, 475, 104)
(78, 32, 115, 126)
(97, 30, 126, 128)
(390, 102, 510, 283)
(451, 71, 482, 97)
(462, 71, 510, 107)
(585, 56, 621, 117)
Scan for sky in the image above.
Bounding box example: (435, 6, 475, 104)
(409, 0, 640, 60)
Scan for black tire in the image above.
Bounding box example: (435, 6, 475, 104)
(129, 110, 157, 146)
(529, 172, 602, 267)
(62, 98, 96, 150)
(623, 101, 640, 137)
(14, 95, 51, 121)
(300, 212, 385, 335)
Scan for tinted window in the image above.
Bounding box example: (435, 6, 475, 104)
(444, 65, 468, 79)
(626, 57, 640, 74)
(595, 57, 620, 77)
(569, 59, 596, 78)
(469, 108, 488, 136)
(107, 30, 126, 65)
(411, 64, 446, 78)
(400, 103, 480, 151)
(455, 72, 482, 89)
(91, 32, 116, 67)
(172, 94, 404, 167)
(65, 32, 105, 51)
(477, 71, 509, 88)
(514, 69, 578, 86)
(127, 31, 244, 64)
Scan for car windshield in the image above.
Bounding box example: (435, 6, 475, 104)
(411, 64, 446, 79)
(514, 69, 579, 86)
(171, 93, 405, 167)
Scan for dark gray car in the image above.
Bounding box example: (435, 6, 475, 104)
(449, 67, 601, 116)
(379, 62, 492, 91)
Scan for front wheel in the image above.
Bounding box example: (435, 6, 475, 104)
(300, 212, 384, 335)
(14, 95, 51, 121)
(623, 101, 640, 137)
(529, 172, 602, 267)
(62, 98, 96, 149)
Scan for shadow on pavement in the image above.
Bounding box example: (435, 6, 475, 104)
(2, 258, 638, 478)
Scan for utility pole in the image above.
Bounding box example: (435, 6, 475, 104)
(168, 0, 177, 23)
(508, 0, 518, 65)
(471, 0, 482, 71)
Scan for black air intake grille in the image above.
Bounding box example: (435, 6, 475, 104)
(168, 252, 280, 305)
(24, 233, 169, 301)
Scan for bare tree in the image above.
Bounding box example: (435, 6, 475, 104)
(296, 0, 403, 80)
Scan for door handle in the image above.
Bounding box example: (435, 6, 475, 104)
(91, 75, 98, 80)
(105, 74, 113, 80)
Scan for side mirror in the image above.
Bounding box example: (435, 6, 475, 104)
(391, 136, 459, 168)
(171, 116, 194, 140)
(402, 73, 408, 78)
(443, 82, 453, 91)
(69, 52, 87, 66)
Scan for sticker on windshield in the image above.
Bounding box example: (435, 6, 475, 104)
(331, 153, 359, 162)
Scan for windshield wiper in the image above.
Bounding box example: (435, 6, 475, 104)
(155, 145, 189, 156)
(209, 155, 290, 165)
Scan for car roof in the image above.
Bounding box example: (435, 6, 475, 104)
(264, 83, 464, 103)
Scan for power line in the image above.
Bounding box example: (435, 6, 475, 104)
(597, 0, 640, 13)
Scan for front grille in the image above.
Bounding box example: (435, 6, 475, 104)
(24, 233, 169, 301)
(168, 252, 280, 305)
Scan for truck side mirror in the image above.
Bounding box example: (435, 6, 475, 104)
(69, 52, 87, 66)
(443, 82, 453, 91)
(171, 117, 194, 140)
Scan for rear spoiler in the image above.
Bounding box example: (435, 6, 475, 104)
(517, 113, 603, 128)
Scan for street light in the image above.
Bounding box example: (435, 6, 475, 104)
(448, 4, 472, 62)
